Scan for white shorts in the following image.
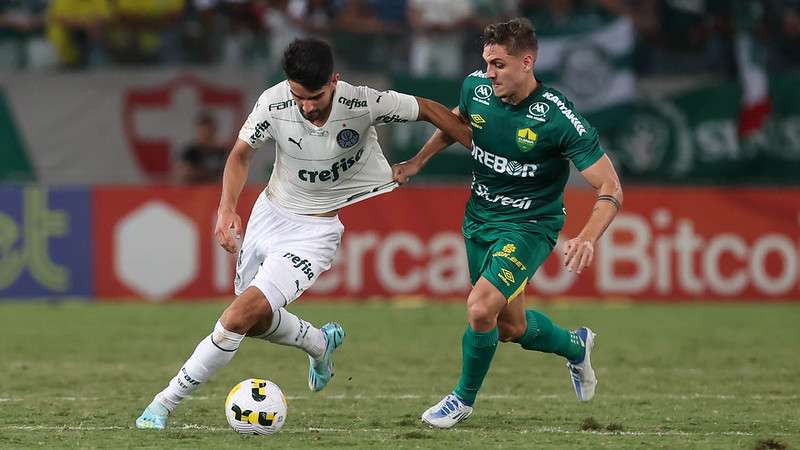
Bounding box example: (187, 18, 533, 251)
(234, 192, 344, 312)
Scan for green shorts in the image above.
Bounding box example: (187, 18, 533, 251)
(462, 216, 557, 302)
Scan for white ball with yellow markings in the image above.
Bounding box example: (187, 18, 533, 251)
(225, 378, 287, 435)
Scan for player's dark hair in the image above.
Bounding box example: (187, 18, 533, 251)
(281, 38, 334, 91)
(483, 18, 538, 55)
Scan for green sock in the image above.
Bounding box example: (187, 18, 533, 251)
(453, 326, 498, 406)
(516, 309, 585, 363)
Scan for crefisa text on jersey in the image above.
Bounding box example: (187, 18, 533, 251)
(297, 147, 365, 183)
(338, 96, 367, 109)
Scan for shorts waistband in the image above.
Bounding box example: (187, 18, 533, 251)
(262, 191, 341, 225)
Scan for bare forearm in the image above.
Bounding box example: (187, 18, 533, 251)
(412, 101, 468, 169)
(414, 129, 457, 168)
(575, 154, 623, 243)
(577, 182, 622, 243)
(219, 142, 252, 212)
(416, 97, 471, 150)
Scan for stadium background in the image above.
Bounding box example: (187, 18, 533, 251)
(1, 1, 799, 448)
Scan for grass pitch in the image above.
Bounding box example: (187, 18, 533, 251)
(0, 300, 798, 449)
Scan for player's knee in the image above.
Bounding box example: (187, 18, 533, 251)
(220, 289, 272, 335)
(466, 291, 503, 331)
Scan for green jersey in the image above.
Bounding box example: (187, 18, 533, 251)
(459, 70, 604, 235)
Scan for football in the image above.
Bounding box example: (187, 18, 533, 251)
(224, 378, 287, 435)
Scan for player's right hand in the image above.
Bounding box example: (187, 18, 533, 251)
(392, 159, 421, 185)
(215, 208, 242, 254)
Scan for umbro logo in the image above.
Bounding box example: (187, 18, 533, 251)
(470, 114, 486, 129)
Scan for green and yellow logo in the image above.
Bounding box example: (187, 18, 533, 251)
(498, 268, 515, 286)
(516, 128, 537, 152)
(470, 114, 486, 129)
(492, 242, 527, 271)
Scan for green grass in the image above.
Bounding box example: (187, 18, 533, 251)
(0, 301, 798, 449)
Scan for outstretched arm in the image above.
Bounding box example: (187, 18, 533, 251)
(215, 139, 255, 253)
(393, 104, 470, 184)
(563, 154, 623, 273)
(415, 97, 472, 149)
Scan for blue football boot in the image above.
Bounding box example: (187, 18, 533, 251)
(308, 322, 345, 392)
(135, 399, 169, 430)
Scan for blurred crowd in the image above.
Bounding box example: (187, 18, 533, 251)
(0, 0, 798, 75)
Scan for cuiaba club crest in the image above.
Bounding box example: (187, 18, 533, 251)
(336, 129, 359, 148)
(516, 128, 537, 152)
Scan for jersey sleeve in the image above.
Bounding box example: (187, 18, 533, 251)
(559, 111, 605, 171)
(367, 88, 420, 126)
(238, 94, 275, 149)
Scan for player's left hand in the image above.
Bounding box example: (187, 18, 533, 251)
(215, 208, 242, 254)
(563, 236, 594, 274)
(392, 159, 422, 185)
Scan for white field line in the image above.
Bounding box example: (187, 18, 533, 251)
(0, 424, 773, 437)
(0, 393, 797, 403)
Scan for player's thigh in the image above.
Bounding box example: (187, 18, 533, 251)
(249, 218, 344, 312)
(234, 193, 280, 296)
(481, 231, 554, 303)
(463, 232, 492, 287)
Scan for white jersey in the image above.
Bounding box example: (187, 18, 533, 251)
(238, 80, 420, 214)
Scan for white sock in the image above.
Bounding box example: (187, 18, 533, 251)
(154, 321, 244, 412)
(252, 308, 326, 360)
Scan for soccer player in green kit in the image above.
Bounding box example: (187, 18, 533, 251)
(392, 18, 623, 428)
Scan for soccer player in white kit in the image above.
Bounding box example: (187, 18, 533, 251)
(135, 38, 473, 430)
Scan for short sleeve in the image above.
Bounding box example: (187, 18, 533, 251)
(560, 111, 605, 171)
(367, 88, 420, 126)
(238, 96, 274, 149)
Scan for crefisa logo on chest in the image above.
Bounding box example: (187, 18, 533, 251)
(297, 147, 365, 183)
(297, 129, 363, 183)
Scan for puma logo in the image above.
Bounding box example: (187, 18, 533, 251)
(288, 137, 303, 149)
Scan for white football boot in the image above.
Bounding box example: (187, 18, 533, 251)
(421, 393, 473, 429)
(566, 327, 597, 402)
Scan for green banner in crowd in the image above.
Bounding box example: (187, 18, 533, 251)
(390, 72, 800, 184)
(0, 88, 34, 182)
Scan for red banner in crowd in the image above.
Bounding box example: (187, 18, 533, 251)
(93, 186, 800, 302)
